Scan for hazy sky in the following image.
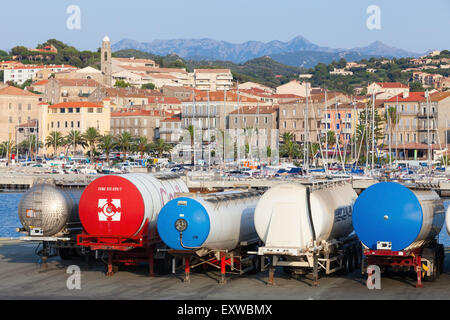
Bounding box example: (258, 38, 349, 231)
(0, 0, 449, 53)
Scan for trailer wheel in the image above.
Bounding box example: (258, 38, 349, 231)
(348, 249, 356, 273)
(59, 248, 73, 260)
(155, 257, 172, 275)
(338, 254, 349, 275)
(248, 255, 261, 274)
(422, 247, 438, 282)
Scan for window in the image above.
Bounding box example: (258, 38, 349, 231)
(9, 117, 12, 124)
(68, 108, 73, 113)
(293, 110, 296, 116)
(264, 117, 268, 124)
(76, 108, 80, 113)
(51, 122, 54, 128)
(88, 108, 94, 113)
(77, 121, 80, 128)
(28, 104, 31, 110)
(283, 110, 286, 116)
(327, 113, 330, 118)
(57, 121, 60, 128)
(283, 121, 286, 128)
(65, 121, 68, 128)
(336, 124, 340, 129)
(293, 121, 297, 129)
(60, 108, 65, 113)
(71, 121, 74, 128)
(8, 103, 12, 110)
(18, 104, 22, 111)
(97, 108, 102, 113)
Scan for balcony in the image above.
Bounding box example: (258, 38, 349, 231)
(342, 118, 352, 123)
(417, 111, 437, 118)
(342, 128, 352, 134)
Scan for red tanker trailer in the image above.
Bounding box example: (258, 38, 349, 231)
(77, 173, 188, 275)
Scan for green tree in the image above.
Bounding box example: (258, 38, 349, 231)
(98, 134, 117, 165)
(65, 130, 87, 155)
(18, 134, 42, 159)
(114, 80, 131, 88)
(410, 81, 425, 92)
(151, 139, 173, 158)
(45, 131, 64, 157)
(134, 136, 151, 159)
(83, 127, 100, 163)
(115, 131, 132, 161)
(141, 83, 155, 90)
(187, 125, 195, 165)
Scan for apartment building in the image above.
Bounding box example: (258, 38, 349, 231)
(0, 86, 43, 147)
(43, 78, 104, 104)
(160, 116, 183, 144)
(147, 96, 182, 114)
(112, 57, 158, 72)
(384, 92, 426, 146)
(367, 82, 409, 99)
(276, 80, 310, 97)
(44, 101, 111, 155)
(228, 105, 279, 148)
(193, 69, 233, 91)
(181, 91, 262, 132)
(4, 65, 77, 85)
(88, 87, 162, 109)
(110, 109, 166, 141)
(278, 92, 350, 144)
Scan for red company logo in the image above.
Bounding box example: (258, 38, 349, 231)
(98, 199, 121, 221)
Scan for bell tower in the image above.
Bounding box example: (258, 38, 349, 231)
(101, 35, 112, 87)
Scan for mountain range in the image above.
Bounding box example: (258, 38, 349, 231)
(111, 36, 421, 68)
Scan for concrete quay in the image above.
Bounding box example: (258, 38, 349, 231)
(0, 240, 449, 300)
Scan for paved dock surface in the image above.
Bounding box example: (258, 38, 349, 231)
(1, 240, 449, 300)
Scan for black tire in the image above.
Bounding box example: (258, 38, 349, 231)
(348, 249, 356, 273)
(338, 254, 349, 275)
(155, 258, 172, 275)
(422, 247, 438, 282)
(248, 255, 261, 274)
(59, 248, 73, 260)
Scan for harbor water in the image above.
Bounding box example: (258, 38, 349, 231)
(0, 192, 449, 246)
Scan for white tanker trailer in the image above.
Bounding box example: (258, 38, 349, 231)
(252, 180, 360, 286)
(157, 189, 264, 284)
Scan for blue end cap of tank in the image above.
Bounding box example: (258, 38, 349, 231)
(157, 197, 210, 250)
(352, 182, 423, 251)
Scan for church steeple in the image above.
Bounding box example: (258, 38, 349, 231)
(101, 35, 112, 87)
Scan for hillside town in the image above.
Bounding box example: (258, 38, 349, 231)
(0, 36, 449, 170)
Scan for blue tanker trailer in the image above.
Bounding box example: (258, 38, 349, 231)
(352, 182, 445, 287)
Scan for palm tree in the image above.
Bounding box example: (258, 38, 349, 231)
(280, 131, 300, 162)
(281, 132, 294, 144)
(18, 134, 43, 159)
(66, 130, 87, 155)
(83, 127, 100, 164)
(1, 140, 16, 162)
(134, 136, 150, 159)
(98, 134, 116, 165)
(266, 146, 272, 165)
(151, 139, 173, 158)
(187, 125, 195, 165)
(320, 130, 336, 148)
(115, 131, 132, 161)
(384, 106, 399, 161)
(45, 131, 64, 157)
